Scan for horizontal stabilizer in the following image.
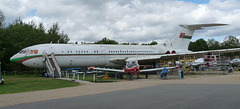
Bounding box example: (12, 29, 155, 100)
(180, 23, 228, 30)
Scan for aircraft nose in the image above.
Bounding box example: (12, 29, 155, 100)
(10, 54, 18, 63)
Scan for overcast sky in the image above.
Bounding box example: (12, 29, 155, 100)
(1, 0, 240, 44)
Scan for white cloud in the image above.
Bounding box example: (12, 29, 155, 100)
(0, 0, 240, 43)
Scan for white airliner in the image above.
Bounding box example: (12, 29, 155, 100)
(10, 23, 240, 76)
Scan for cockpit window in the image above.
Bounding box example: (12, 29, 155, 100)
(126, 61, 138, 68)
(19, 50, 24, 54)
(19, 50, 27, 54)
(22, 50, 26, 54)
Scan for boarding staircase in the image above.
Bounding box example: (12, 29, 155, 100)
(179, 56, 196, 73)
(42, 53, 61, 78)
(179, 62, 191, 70)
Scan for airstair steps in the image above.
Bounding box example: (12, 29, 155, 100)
(42, 53, 61, 78)
(51, 53, 61, 77)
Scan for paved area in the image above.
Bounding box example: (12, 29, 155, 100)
(1, 72, 240, 108)
(58, 78, 93, 84)
(2, 84, 240, 109)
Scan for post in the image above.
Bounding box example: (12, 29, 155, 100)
(93, 74, 95, 82)
(178, 70, 182, 79)
(73, 73, 75, 80)
(77, 74, 79, 81)
(60, 71, 61, 79)
(95, 71, 96, 82)
(219, 52, 221, 74)
(68, 73, 69, 80)
(83, 72, 85, 80)
(65, 71, 67, 77)
(157, 71, 160, 79)
(181, 70, 184, 78)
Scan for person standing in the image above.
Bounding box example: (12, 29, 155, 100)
(160, 67, 168, 79)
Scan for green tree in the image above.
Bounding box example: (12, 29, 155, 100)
(220, 36, 240, 56)
(47, 22, 69, 43)
(121, 42, 130, 45)
(0, 10, 5, 60)
(94, 37, 118, 44)
(0, 16, 70, 71)
(0, 28, 6, 61)
(121, 42, 140, 45)
(188, 38, 208, 51)
(149, 41, 158, 45)
(221, 35, 239, 49)
(0, 10, 5, 28)
(130, 42, 139, 45)
(207, 39, 221, 50)
(142, 41, 158, 45)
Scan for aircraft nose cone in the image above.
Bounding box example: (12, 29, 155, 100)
(10, 54, 18, 63)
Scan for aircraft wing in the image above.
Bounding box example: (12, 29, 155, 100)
(126, 48, 240, 64)
(90, 66, 176, 73)
(89, 67, 125, 73)
(139, 66, 175, 72)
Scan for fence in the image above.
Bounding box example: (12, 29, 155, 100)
(1, 70, 44, 77)
(1, 68, 182, 82)
(62, 71, 120, 82)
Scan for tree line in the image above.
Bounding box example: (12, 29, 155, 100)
(79, 37, 158, 45)
(188, 35, 240, 51)
(93, 36, 240, 53)
(0, 11, 69, 71)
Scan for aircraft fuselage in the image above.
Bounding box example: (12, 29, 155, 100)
(10, 44, 190, 68)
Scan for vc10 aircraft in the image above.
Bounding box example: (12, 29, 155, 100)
(10, 23, 240, 76)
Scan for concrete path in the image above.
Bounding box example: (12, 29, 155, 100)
(1, 72, 240, 108)
(2, 84, 240, 109)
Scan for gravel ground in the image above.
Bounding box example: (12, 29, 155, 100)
(1, 72, 240, 107)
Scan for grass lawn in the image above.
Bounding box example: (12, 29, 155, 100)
(0, 75, 80, 94)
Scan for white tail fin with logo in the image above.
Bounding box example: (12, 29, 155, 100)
(166, 24, 227, 50)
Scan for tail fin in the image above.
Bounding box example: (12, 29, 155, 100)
(166, 23, 227, 50)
